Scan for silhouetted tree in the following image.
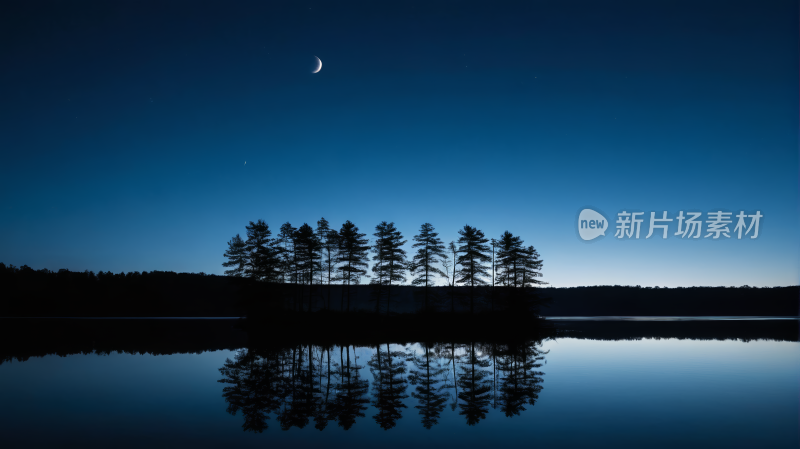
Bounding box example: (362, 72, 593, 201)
(456, 225, 491, 313)
(370, 225, 387, 313)
(277, 222, 298, 283)
(368, 343, 409, 430)
(294, 224, 322, 312)
(457, 342, 492, 425)
(244, 220, 281, 282)
(490, 238, 498, 310)
(490, 238, 497, 287)
(316, 218, 339, 310)
(410, 223, 447, 311)
(496, 231, 523, 287)
(497, 239, 546, 313)
(370, 222, 407, 314)
(336, 221, 369, 312)
(408, 345, 449, 429)
(520, 245, 545, 288)
(222, 234, 247, 277)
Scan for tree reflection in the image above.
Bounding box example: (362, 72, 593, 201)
(457, 342, 493, 425)
(496, 341, 547, 417)
(313, 347, 333, 430)
(368, 343, 409, 430)
(408, 344, 449, 429)
(435, 342, 462, 412)
(331, 345, 370, 430)
(278, 345, 319, 430)
(218, 339, 547, 432)
(218, 349, 283, 433)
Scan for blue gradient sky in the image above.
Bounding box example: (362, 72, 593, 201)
(1, 0, 797, 286)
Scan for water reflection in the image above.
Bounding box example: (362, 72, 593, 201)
(330, 346, 370, 430)
(369, 344, 410, 429)
(496, 341, 545, 417)
(457, 342, 493, 425)
(408, 345, 448, 429)
(218, 339, 548, 431)
(218, 345, 371, 432)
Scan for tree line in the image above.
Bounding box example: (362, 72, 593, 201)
(223, 219, 546, 314)
(0, 263, 248, 317)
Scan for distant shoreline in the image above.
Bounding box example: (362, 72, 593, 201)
(2, 317, 796, 367)
(1, 266, 797, 318)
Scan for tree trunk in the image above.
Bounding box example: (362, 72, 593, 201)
(470, 260, 475, 314)
(424, 256, 429, 311)
(346, 259, 352, 312)
(308, 265, 313, 313)
(387, 260, 392, 315)
(327, 260, 332, 311)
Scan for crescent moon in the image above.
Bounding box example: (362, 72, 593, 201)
(312, 56, 322, 73)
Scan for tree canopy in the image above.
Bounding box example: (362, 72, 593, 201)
(221, 219, 546, 313)
(409, 223, 447, 310)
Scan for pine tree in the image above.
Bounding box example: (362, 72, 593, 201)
(448, 241, 458, 288)
(222, 234, 247, 277)
(370, 227, 387, 313)
(294, 223, 322, 312)
(502, 245, 547, 314)
(490, 238, 498, 288)
(490, 238, 498, 310)
(336, 221, 369, 312)
(244, 220, 281, 281)
(277, 222, 298, 284)
(456, 225, 491, 314)
(316, 218, 339, 311)
(496, 231, 524, 287)
(410, 223, 447, 311)
(315, 217, 331, 285)
(370, 221, 407, 314)
(520, 245, 545, 288)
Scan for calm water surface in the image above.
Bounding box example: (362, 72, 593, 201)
(0, 324, 797, 448)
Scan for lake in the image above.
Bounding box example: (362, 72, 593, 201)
(0, 318, 797, 448)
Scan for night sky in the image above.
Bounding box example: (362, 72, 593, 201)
(1, 0, 797, 287)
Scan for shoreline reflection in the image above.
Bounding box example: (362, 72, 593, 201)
(218, 339, 549, 431)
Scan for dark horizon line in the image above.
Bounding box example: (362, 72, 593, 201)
(2, 263, 796, 289)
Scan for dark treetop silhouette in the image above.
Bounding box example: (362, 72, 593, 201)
(455, 225, 492, 314)
(221, 218, 547, 316)
(2, 221, 796, 319)
(409, 223, 448, 312)
(370, 221, 408, 314)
